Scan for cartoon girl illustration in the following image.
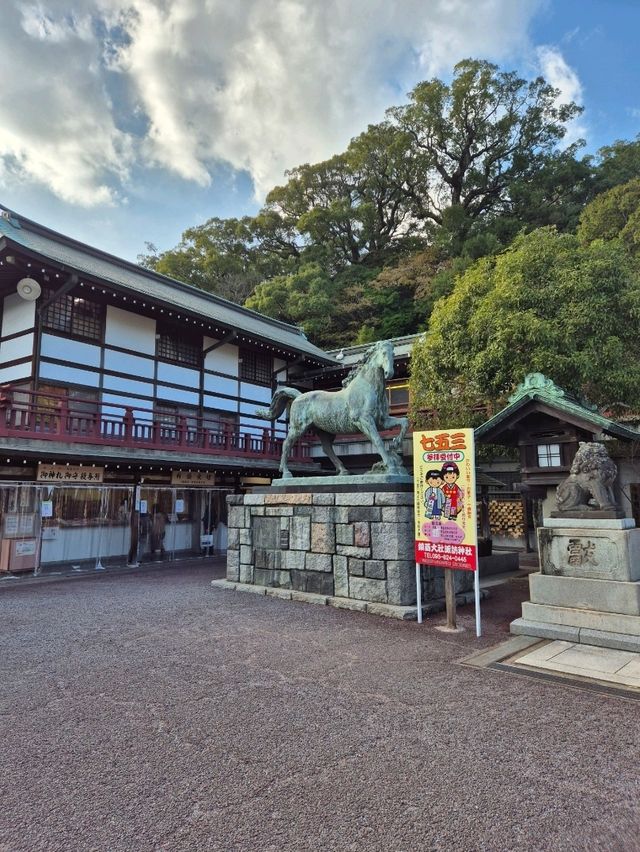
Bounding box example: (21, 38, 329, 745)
(441, 462, 464, 520)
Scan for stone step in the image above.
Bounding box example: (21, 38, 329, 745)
(529, 572, 640, 616)
(521, 601, 640, 636)
(510, 617, 640, 653)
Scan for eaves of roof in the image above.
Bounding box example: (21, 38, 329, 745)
(0, 207, 335, 366)
(475, 374, 640, 443)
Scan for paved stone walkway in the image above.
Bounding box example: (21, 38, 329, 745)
(514, 639, 640, 689)
(1, 564, 639, 851)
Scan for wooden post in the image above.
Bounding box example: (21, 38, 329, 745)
(444, 569, 457, 630)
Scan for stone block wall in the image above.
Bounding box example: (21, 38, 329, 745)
(225, 489, 474, 614)
(226, 490, 417, 606)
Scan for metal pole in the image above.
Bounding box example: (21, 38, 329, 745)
(415, 562, 422, 624)
(474, 560, 481, 637)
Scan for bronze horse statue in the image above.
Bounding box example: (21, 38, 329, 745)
(256, 340, 409, 478)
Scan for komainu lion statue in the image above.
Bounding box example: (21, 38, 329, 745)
(555, 442, 618, 513)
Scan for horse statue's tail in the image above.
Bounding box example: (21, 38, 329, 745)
(255, 387, 301, 420)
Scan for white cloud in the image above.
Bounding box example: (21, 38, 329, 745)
(1, 0, 544, 206)
(536, 45, 586, 145)
(0, 2, 134, 205)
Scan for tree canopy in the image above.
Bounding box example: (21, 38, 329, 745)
(387, 59, 582, 239)
(577, 177, 640, 253)
(141, 58, 595, 347)
(409, 227, 640, 427)
(139, 56, 640, 423)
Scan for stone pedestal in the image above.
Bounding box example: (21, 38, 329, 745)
(511, 518, 640, 651)
(217, 485, 473, 619)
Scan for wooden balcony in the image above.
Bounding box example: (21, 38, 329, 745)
(0, 386, 311, 464)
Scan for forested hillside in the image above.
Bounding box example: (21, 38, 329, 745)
(139, 59, 640, 424)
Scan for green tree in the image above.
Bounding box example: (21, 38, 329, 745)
(577, 178, 640, 253)
(592, 136, 640, 193)
(245, 263, 351, 348)
(338, 248, 456, 343)
(139, 58, 586, 342)
(387, 59, 582, 247)
(410, 227, 640, 427)
(265, 122, 425, 272)
(138, 216, 295, 303)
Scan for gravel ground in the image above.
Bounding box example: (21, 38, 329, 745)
(1, 564, 639, 852)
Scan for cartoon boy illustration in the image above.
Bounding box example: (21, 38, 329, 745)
(441, 462, 464, 520)
(424, 470, 445, 520)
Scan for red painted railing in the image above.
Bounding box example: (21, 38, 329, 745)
(0, 386, 311, 463)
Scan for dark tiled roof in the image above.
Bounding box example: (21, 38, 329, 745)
(476, 373, 640, 443)
(0, 206, 335, 365)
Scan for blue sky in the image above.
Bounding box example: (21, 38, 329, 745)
(1, 0, 639, 263)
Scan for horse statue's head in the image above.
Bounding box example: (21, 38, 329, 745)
(342, 339, 395, 388)
(368, 339, 395, 380)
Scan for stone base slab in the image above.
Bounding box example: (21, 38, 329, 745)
(478, 551, 520, 576)
(511, 617, 580, 642)
(550, 510, 626, 520)
(529, 572, 640, 616)
(212, 578, 417, 619)
(268, 474, 413, 490)
(521, 601, 640, 636)
(510, 618, 640, 653)
(212, 578, 486, 620)
(543, 517, 635, 530)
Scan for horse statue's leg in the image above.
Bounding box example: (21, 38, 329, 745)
(381, 414, 409, 453)
(279, 401, 310, 479)
(279, 424, 303, 478)
(317, 429, 349, 476)
(357, 414, 404, 475)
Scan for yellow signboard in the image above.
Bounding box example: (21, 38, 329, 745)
(412, 428, 478, 571)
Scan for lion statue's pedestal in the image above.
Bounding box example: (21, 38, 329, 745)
(511, 443, 640, 651)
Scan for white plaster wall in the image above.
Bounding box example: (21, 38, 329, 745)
(40, 334, 101, 368)
(2, 293, 35, 335)
(39, 361, 100, 387)
(156, 384, 199, 406)
(239, 383, 272, 405)
(203, 374, 237, 397)
(104, 349, 154, 379)
(203, 393, 236, 413)
(102, 374, 154, 399)
(618, 458, 640, 518)
(203, 338, 238, 376)
(541, 486, 556, 520)
(273, 358, 287, 426)
(239, 386, 272, 434)
(273, 357, 286, 379)
(0, 363, 33, 383)
(105, 305, 156, 355)
(157, 362, 199, 388)
(0, 332, 33, 364)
